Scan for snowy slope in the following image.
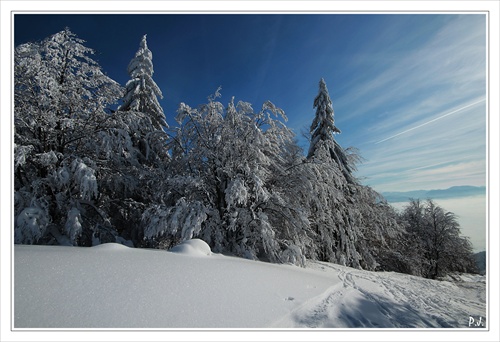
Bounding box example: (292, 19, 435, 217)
(14, 239, 487, 331)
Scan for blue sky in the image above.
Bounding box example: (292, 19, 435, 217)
(14, 13, 487, 193)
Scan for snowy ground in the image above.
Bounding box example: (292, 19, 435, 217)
(12, 239, 491, 340)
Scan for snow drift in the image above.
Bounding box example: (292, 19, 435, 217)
(14, 240, 486, 329)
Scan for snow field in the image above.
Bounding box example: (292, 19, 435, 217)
(14, 241, 333, 328)
(14, 240, 486, 329)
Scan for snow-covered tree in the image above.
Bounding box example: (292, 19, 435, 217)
(400, 199, 477, 278)
(299, 78, 404, 270)
(92, 107, 170, 245)
(119, 34, 167, 131)
(307, 78, 357, 183)
(94, 35, 171, 245)
(142, 91, 310, 265)
(15, 28, 123, 156)
(14, 28, 123, 245)
(349, 186, 406, 271)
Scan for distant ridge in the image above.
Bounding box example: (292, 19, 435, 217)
(382, 185, 486, 203)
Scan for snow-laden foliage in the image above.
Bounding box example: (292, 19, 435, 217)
(142, 199, 207, 243)
(14, 28, 123, 245)
(87, 35, 171, 246)
(15, 207, 50, 244)
(70, 159, 98, 201)
(296, 79, 405, 270)
(399, 199, 477, 278)
(307, 78, 356, 183)
(14, 28, 123, 154)
(143, 91, 311, 264)
(225, 178, 248, 209)
(118, 34, 166, 130)
(14, 29, 168, 246)
(65, 207, 83, 244)
(16, 29, 174, 246)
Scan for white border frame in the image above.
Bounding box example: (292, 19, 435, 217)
(2, 1, 499, 342)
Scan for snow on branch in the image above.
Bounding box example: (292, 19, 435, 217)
(15, 207, 50, 244)
(142, 199, 208, 242)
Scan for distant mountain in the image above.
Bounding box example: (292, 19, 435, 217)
(474, 251, 486, 275)
(381, 186, 486, 203)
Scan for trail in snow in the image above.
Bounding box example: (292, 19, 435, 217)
(272, 261, 486, 328)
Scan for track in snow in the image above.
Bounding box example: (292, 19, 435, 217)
(273, 261, 486, 328)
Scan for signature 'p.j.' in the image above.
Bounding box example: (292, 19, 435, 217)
(468, 316, 485, 328)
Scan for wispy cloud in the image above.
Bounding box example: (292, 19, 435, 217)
(405, 154, 479, 172)
(340, 15, 487, 192)
(356, 99, 486, 192)
(374, 98, 485, 144)
(336, 15, 486, 126)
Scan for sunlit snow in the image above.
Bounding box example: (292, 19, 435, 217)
(14, 239, 486, 329)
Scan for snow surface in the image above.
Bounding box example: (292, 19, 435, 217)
(14, 239, 486, 330)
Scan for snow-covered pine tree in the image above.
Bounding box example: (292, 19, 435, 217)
(119, 34, 167, 131)
(301, 78, 363, 266)
(307, 78, 356, 183)
(95, 34, 170, 245)
(300, 78, 404, 270)
(14, 28, 123, 245)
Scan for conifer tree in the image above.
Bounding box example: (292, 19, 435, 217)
(308, 78, 356, 183)
(105, 34, 170, 245)
(119, 34, 167, 130)
(299, 78, 405, 270)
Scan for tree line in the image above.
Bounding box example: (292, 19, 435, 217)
(13, 29, 478, 278)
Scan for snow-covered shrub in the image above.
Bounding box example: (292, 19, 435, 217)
(15, 207, 50, 244)
(169, 239, 212, 257)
